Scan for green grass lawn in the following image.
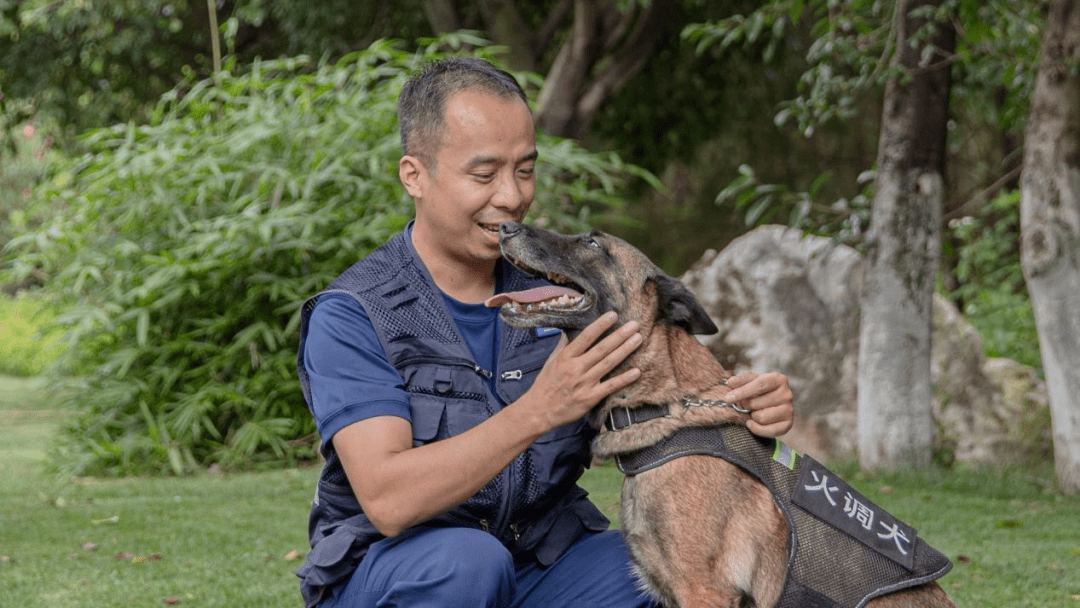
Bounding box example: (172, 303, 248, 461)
(2, 373, 1079, 607)
(0, 375, 317, 607)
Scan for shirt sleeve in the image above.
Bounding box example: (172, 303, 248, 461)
(303, 292, 411, 447)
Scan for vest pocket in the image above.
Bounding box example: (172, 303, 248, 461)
(408, 392, 491, 445)
(409, 394, 446, 444)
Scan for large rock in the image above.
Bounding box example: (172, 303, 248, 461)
(681, 225, 1048, 465)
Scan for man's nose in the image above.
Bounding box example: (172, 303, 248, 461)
(491, 171, 525, 210)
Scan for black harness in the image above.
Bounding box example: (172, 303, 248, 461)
(607, 412, 953, 608)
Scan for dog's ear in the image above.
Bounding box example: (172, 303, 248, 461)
(652, 274, 719, 335)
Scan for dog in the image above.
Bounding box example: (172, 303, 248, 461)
(487, 221, 956, 608)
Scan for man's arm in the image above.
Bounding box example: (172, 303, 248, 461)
(333, 312, 642, 537)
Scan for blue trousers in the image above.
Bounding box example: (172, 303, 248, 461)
(318, 527, 657, 608)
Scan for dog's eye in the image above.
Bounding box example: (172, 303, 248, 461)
(587, 238, 601, 249)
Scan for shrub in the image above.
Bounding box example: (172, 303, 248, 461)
(3, 37, 654, 476)
(0, 112, 68, 274)
(946, 190, 1040, 370)
(0, 293, 66, 376)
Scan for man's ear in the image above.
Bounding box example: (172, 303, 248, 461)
(399, 155, 425, 199)
(652, 274, 719, 335)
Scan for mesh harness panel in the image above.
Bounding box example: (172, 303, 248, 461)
(615, 424, 952, 608)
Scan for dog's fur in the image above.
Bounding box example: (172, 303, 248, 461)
(494, 221, 956, 608)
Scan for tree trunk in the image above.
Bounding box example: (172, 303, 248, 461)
(858, 0, 955, 471)
(478, 0, 538, 72)
(423, 0, 460, 33)
(535, 0, 672, 138)
(535, 0, 603, 138)
(1020, 0, 1080, 492)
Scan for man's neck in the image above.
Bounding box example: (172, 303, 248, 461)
(411, 232, 498, 304)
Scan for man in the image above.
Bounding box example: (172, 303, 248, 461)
(295, 57, 794, 607)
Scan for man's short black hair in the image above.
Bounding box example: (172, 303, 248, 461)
(397, 57, 529, 168)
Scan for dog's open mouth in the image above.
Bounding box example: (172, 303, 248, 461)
(484, 258, 591, 317)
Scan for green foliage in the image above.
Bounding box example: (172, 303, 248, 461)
(0, 294, 66, 376)
(688, 0, 1041, 138)
(2, 38, 650, 476)
(0, 1, 433, 135)
(714, 164, 874, 248)
(0, 115, 68, 260)
(689, 0, 1043, 238)
(0, 0, 210, 131)
(946, 190, 1040, 369)
(685, 0, 899, 138)
(249, 0, 431, 58)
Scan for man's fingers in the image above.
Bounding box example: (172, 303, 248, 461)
(725, 372, 787, 408)
(749, 400, 793, 426)
(746, 417, 792, 439)
(592, 328, 642, 377)
(583, 320, 640, 367)
(562, 311, 620, 357)
(598, 365, 642, 396)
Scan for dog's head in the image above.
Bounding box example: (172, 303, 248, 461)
(487, 222, 718, 336)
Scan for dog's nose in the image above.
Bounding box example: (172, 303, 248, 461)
(500, 221, 522, 237)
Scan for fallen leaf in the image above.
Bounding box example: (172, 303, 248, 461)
(115, 552, 135, 560)
(284, 550, 302, 561)
(82, 542, 98, 552)
(957, 554, 971, 564)
(878, 485, 893, 494)
(164, 597, 180, 605)
(0, 555, 12, 563)
(92, 515, 120, 525)
(149, 553, 163, 560)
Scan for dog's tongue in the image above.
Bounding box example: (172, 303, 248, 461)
(485, 285, 579, 307)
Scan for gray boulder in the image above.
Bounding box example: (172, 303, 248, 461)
(681, 225, 1047, 465)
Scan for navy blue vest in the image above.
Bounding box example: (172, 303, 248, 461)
(295, 227, 609, 607)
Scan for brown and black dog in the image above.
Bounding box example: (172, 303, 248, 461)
(488, 221, 956, 608)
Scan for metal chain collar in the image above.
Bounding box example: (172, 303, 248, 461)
(680, 396, 751, 414)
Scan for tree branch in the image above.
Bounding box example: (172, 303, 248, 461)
(537, 0, 573, 52)
(943, 164, 1022, 221)
(575, 0, 672, 135)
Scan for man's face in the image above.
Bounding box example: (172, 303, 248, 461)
(406, 90, 537, 269)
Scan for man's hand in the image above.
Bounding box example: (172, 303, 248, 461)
(522, 311, 643, 433)
(724, 372, 794, 438)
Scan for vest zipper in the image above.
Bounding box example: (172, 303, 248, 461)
(396, 355, 493, 380)
(397, 353, 517, 537)
(498, 358, 544, 382)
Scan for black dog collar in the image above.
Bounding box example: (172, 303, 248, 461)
(604, 404, 670, 431)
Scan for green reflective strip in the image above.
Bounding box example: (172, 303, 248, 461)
(772, 439, 797, 470)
